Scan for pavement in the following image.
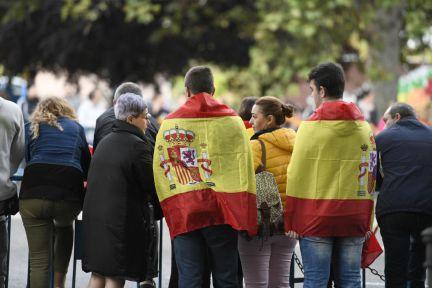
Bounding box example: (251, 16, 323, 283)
(6, 215, 387, 288)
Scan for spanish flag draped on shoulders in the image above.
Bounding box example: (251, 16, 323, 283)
(153, 92, 257, 239)
(285, 101, 376, 237)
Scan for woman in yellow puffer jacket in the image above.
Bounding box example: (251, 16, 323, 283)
(238, 96, 298, 288)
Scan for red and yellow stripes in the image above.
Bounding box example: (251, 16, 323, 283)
(161, 189, 257, 238)
(154, 93, 257, 238)
(285, 101, 376, 237)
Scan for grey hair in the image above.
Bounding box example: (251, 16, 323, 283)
(113, 82, 143, 102)
(114, 93, 147, 121)
(388, 102, 416, 119)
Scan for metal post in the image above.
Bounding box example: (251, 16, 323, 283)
(289, 254, 295, 287)
(27, 255, 30, 288)
(362, 268, 366, 288)
(72, 219, 82, 288)
(158, 220, 163, 288)
(50, 227, 55, 288)
(5, 215, 11, 288)
(422, 226, 432, 288)
(72, 257, 77, 288)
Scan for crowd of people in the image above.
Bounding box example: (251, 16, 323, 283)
(0, 62, 431, 288)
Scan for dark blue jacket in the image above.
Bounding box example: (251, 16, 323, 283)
(375, 117, 432, 219)
(25, 117, 91, 175)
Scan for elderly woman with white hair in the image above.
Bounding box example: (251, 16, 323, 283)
(82, 93, 160, 288)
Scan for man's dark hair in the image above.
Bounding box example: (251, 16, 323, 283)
(184, 66, 214, 95)
(389, 102, 416, 119)
(238, 96, 258, 121)
(308, 62, 345, 98)
(114, 82, 142, 102)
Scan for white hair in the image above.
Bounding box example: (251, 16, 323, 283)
(114, 93, 147, 121)
(113, 82, 142, 102)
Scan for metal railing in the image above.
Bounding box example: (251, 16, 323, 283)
(5, 171, 164, 288)
(288, 252, 385, 288)
(423, 226, 432, 288)
(5, 171, 387, 288)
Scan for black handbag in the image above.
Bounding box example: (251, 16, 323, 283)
(0, 194, 19, 216)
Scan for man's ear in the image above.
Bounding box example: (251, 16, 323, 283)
(185, 87, 192, 98)
(395, 113, 401, 121)
(319, 86, 326, 99)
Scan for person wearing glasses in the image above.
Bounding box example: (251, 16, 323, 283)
(82, 93, 161, 288)
(92, 82, 163, 287)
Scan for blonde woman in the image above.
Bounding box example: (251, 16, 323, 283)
(20, 97, 91, 288)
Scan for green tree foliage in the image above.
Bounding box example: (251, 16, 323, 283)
(235, 0, 372, 96)
(0, 0, 257, 84)
(0, 0, 431, 111)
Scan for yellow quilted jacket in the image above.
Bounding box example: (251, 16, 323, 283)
(251, 128, 296, 207)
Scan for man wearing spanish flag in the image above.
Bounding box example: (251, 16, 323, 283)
(285, 62, 376, 287)
(153, 66, 256, 288)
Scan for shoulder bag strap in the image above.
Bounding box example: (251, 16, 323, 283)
(257, 139, 267, 171)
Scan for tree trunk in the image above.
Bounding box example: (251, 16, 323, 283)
(368, 2, 406, 118)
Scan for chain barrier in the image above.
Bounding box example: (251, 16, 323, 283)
(292, 252, 385, 283)
(293, 252, 304, 275)
(366, 266, 386, 282)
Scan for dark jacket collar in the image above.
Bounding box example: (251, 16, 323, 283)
(394, 116, 423, 128)
(251, 127, 280, 140)
(112, 119, 146, 141)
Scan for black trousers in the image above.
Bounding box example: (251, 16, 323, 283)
(378, 212, 432, 288)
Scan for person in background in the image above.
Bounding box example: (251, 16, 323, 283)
(82, 93, 160, 288)
(150, 94, 170, 124)
(285, 62, 376, 287)
(239, 96, 297, 287)
(78, 88, 107, 144)
(0, 97, 24, 288)
(20, 97, 91, 288)
(376, 103, 432, 288)
(17, 81, 40, 123)
(93, 82, 159, 151)
(238, 96, 258, 138)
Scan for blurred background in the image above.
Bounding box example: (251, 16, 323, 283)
(0, 0, 432, 142)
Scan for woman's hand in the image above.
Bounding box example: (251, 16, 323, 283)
(285, 230, 299, 239)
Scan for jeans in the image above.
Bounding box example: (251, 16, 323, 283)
(173, 225, 238, 288)
(378, 212, 432, 288)
(169, 239, 211, 288)
(300, 236, 364, 288)
(238, 235, 297, 287)
(20, 199, 81, 288)
(0, 216, 6, 288)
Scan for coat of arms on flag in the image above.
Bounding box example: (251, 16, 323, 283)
(358, 134, 377, 196)
(157, 125, 214, 190)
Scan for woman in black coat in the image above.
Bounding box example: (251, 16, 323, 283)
(82, 93, 161, 288)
